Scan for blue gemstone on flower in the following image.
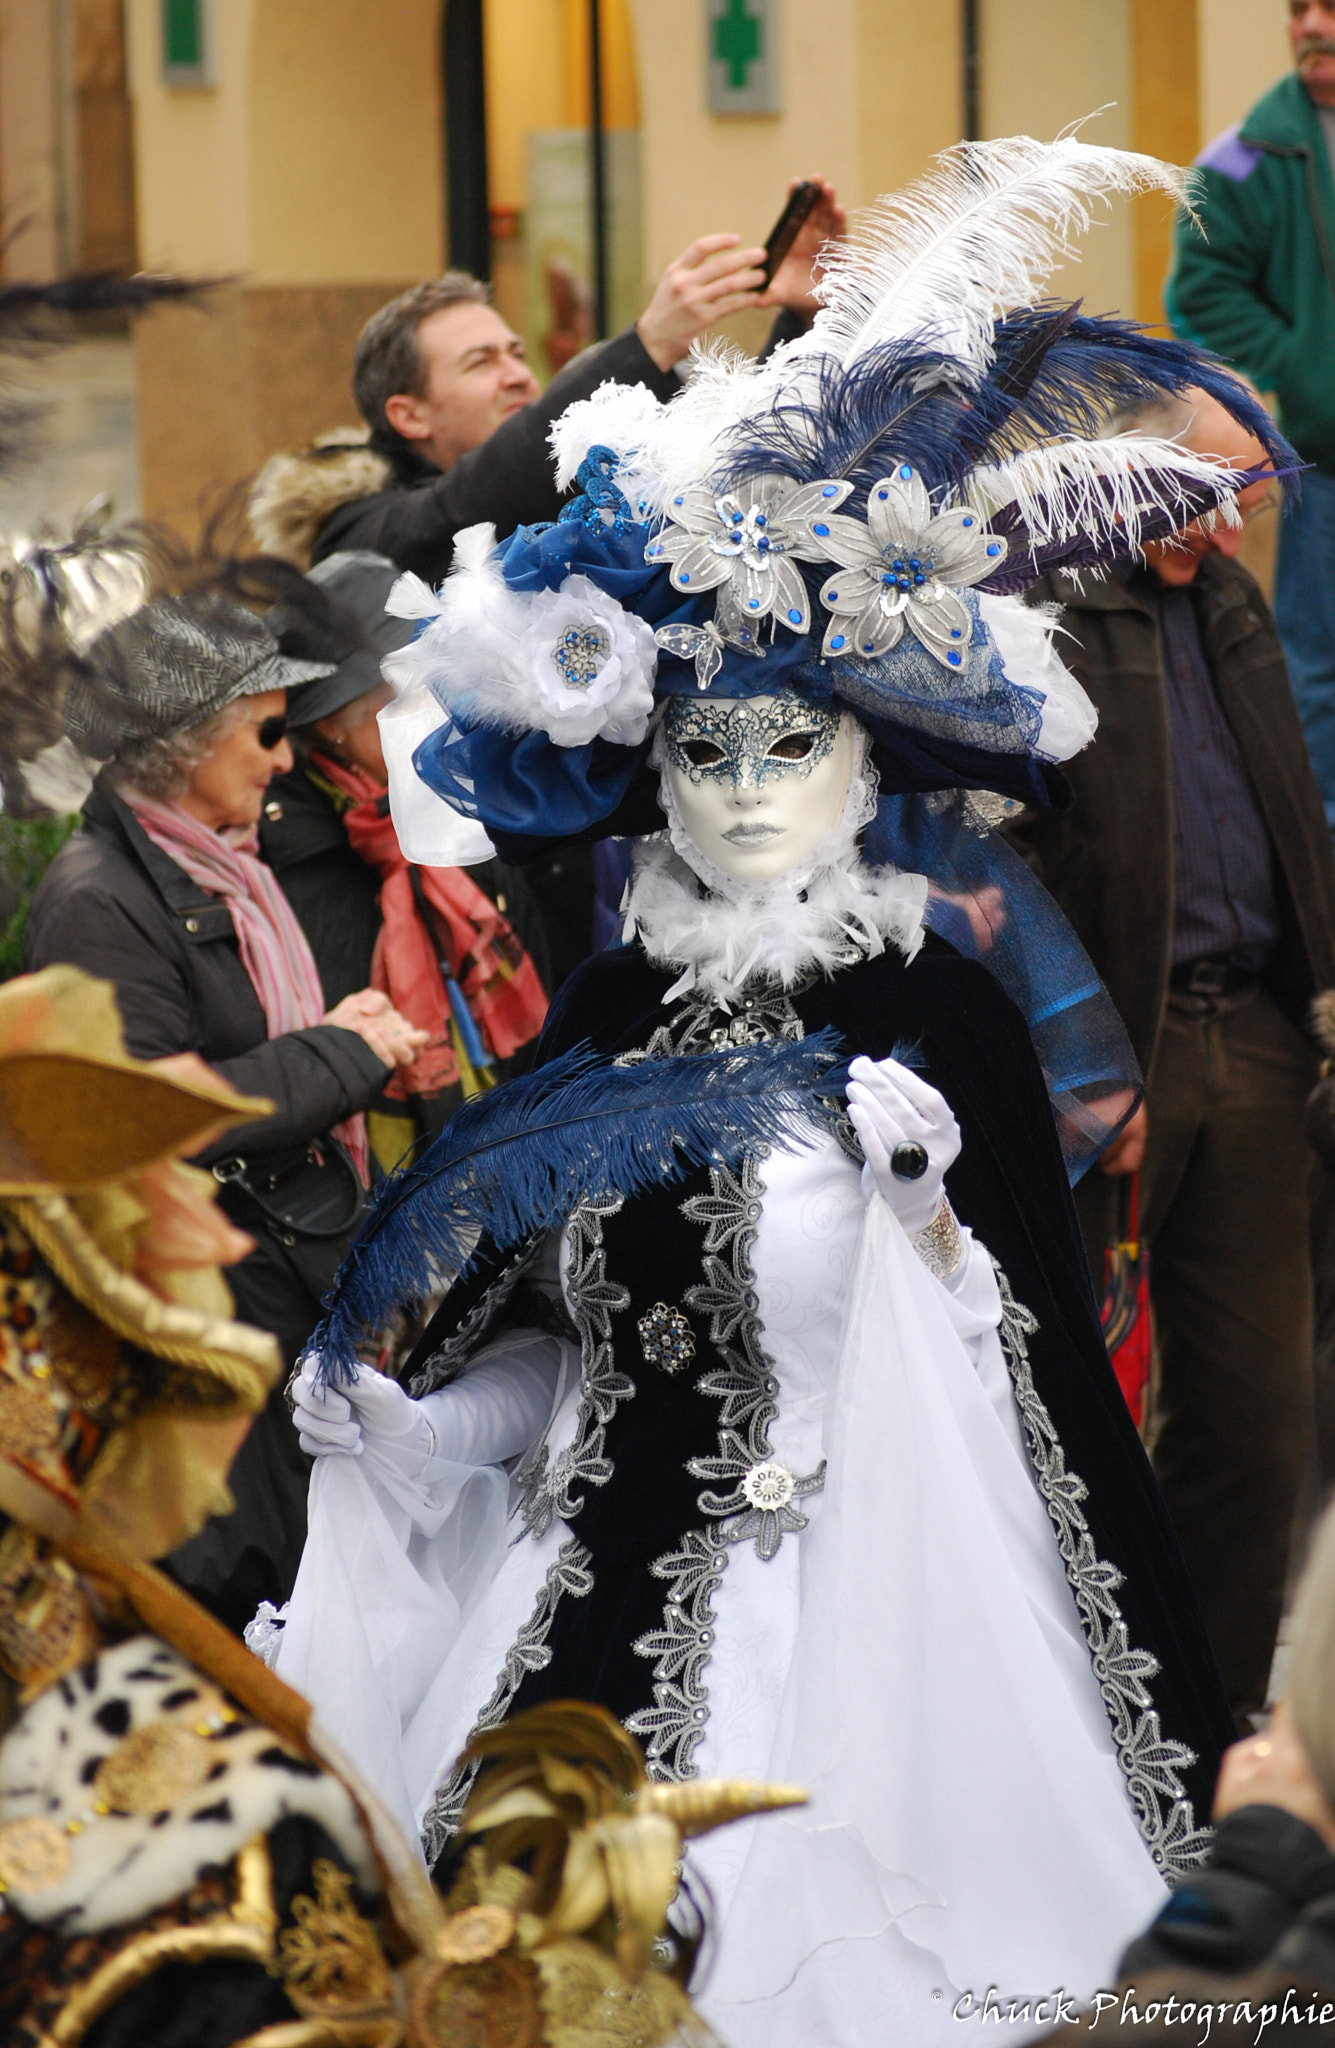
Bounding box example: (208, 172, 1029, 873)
(813, 522, 829, 536)
(986, 543, 1001, 556)
(822, 484, 838, 497)
(787, 607, 801, 624)
(755, 514, 767, 527)
(732, 509, 743, 524)
(951, 627, 961, 638)
(680, 572, 690, 583)
(674, 495, 684, 506)
(878, 489, 888, 500)
(963, 516, 974, 528)
(899, 464, 913, 479)
(828, 588, 839, 600)
(831, 634, 845, 649)
(948, 651, 961, 665)
(749, 598, 760, 608)
(863, 641, 875, 652)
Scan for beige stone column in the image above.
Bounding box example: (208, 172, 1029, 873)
(124, 0, 445, 537)
(0, 0, 67, 281)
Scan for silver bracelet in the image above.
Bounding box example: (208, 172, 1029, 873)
(909, 1198, 964, 1280)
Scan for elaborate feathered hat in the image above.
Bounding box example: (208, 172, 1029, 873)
(387, 135, 1285, 855)
(374, 136, 1287, 1187)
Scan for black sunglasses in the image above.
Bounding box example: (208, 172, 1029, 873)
(256, 714, 288, 750)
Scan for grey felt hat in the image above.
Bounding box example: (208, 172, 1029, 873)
(270, 551, 415, 728)
(67, 589, 335, 761)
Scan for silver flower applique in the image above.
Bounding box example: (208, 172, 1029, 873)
(816, 461, 1008, 671)
(645, 474, 854, 643)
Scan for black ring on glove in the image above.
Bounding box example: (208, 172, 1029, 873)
(890, 1141, 930, 1182)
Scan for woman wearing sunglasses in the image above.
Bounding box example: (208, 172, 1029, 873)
(21, 588, 427, 1632)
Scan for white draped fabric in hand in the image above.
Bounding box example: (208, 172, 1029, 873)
(274, 1135, 1166, 2043)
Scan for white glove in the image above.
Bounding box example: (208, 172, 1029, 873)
(293, 1355, 433, 1474)
(845, 1054, 961, 1233)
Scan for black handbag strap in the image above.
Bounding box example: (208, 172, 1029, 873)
(212, 1140, 365, 1242)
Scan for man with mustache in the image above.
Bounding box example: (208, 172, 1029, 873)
(1169, 1, 1335, 834)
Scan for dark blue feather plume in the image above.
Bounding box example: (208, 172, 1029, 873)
(318, 1032, 846, 1379)
(712, 305, 1296, 527)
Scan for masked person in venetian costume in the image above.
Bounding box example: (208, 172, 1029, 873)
(0, 964, 789, 2048)
(269, 137, 1291, 2043)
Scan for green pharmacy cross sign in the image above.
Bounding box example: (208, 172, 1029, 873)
(706, 0, 780, 115)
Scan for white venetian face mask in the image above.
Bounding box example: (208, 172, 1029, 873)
(662, 691, 855, 884)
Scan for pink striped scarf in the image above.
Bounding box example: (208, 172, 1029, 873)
(124, 792, 368, 1181)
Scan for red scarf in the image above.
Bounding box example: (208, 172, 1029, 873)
(310, 755, 548, 1102)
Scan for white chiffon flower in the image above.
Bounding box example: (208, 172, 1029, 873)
(520, 575, 659, 748)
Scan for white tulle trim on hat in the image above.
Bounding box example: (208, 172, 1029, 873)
(977, 591, 1097, 764)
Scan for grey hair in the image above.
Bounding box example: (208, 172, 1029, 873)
(352, 272, 492, 438)
(1103, 393, 1198, 442)
(1288, 1499, 1335, 1806)
(111, 698, 250, 801)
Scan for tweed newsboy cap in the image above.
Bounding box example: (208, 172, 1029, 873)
(65, 589, 335, 761)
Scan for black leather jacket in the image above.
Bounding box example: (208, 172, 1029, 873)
(311, 326, 681, 583)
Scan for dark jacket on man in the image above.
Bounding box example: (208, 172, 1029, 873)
(248, 326, 680, 584)
(1167, 73, 1335, 475)
(22, 776, 394, 1630)
(1011, 556, 1335, 1082)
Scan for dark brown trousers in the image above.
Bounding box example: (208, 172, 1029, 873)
(1076, 984, 1317, 1727)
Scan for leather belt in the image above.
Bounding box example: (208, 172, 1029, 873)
(1168, 956, 1259, 1000)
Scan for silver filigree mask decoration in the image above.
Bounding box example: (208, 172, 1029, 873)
(816, 461, 1007, 670)
(664, 693, 842, 788)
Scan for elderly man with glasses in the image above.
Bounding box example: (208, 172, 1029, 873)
(1168, 0, 1335, 834)
(1007, 387, 1335, 1738)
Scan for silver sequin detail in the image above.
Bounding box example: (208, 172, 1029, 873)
(909, 1199, 964, 1281)
(627, 1152, 825, 1781)
(421, 1199, 631, 1863)
(408, 1235, 544, 1397)
(551, 623, 610, 690)
(816, 462, 1006, 669)
(664, 693, 841, 789)
(638, 1302, 696, 1375)
(993, 1257, 1211, 1877)
(517, 1197, 633, 1542)
(646, 474, 853, 640)
(420, 1534, 594, 1866)
(626, 1531, 729, 1784)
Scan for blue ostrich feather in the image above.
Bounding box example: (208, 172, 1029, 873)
(712, 306, 1296, 517)
(318, 1031, 846, 1380)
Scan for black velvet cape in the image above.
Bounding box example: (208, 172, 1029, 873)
(406, 932, 1235, 1846)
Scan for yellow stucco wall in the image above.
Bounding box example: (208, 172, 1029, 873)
(1197, 0, 1291, 141)
(125, 0, 444, 281)
(978, 0, 1134, 317)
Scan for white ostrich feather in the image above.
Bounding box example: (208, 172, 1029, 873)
(548, 379, 670, 492)
(804, 132, 1194, 375)
(548, 133, 1198, 519)
(968, 433, 1244, 552)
